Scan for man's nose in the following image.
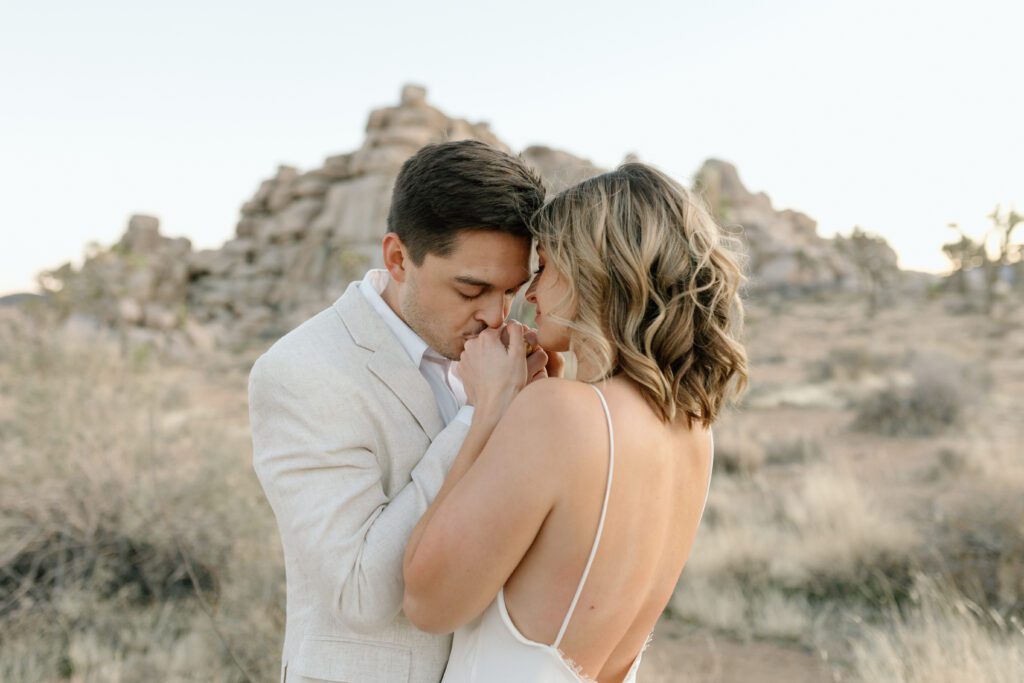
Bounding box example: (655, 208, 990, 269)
(477, 295, 506, 329)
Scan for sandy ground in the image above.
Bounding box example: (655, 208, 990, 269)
(646, 617, 836, 682)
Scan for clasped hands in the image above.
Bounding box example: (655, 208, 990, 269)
(458, 321, 563, 417)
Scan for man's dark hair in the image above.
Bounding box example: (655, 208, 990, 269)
(387, 140, 546, 264)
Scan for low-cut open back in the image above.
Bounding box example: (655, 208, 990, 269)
(440, 384, 712, 682)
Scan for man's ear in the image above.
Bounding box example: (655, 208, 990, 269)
(382, 233, 410, 283)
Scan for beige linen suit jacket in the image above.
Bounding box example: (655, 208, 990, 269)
(249, 281, 468, 683)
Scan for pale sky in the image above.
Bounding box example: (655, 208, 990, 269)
(2, 0, 1021, 295)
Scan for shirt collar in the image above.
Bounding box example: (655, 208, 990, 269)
(358, 269, 446, 367)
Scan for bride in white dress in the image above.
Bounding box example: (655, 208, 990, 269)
(403, 162, 748, 682)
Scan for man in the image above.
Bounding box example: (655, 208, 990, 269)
(249, 140, 548, 683)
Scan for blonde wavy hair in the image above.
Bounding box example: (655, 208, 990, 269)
(530, 162, 748, 427)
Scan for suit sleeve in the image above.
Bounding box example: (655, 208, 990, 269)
(248, 353, 469, 633)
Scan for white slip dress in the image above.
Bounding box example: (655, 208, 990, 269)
(440, 384, 714, 683)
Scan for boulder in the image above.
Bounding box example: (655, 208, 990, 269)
(266, 166, 300, 213)
(401, 84, 428, 107)
(119, 215, 163, 253)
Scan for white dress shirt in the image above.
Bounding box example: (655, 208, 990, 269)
(359, 269, 474, 427)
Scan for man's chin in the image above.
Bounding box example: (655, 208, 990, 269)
(439, 339, 467, 361)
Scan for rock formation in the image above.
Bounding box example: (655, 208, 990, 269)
(189, 83, 515, 344)
(38, 85, 900, 353)
(695, 159, 898, 292)
(41, 85, 517, 350)
(519, 146, 603, 194)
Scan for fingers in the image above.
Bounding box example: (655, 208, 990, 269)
(528, 367, 549, 384)
(465, 328, 499, 355)
(526, 346, 549, 377)
(545, 349, 566, 378)
(506, 321, 525, 357)
(523, 327, 539, 348)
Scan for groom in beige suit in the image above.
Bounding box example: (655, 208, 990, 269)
(249, 140, 547, 683)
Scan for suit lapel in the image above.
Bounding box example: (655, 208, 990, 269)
(334, 282, 445, 440)
(366, 352, 444, 439)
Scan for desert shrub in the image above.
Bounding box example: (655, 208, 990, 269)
(852, 356, 967, 436)
(932, 487, 1024, 616)
(711, 428, 765, 475)
(932, 446, 972, 477)
(807, 346, 896, 382)
(0, 475, 224, 615)
(0, 339, 233, 616)
(764, 436, 823, 466)
(930, 438, 1024, 487)
(673, 465, 920, 640)
(0, 315, 283, 682)
(773, 466, 918, 603)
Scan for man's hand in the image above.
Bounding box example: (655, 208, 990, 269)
(461, 322, 529, 418)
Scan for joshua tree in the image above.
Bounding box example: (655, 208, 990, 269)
(982, 205, 1023, 314)
(942, 224, 984, 297)
(943, 207, 1023, 315)
(837, 226, 898, 318)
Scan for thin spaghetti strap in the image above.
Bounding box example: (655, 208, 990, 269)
(707, 428, 714, 489)
(553, 383, 615, 649)
(697, 427, 714, 524)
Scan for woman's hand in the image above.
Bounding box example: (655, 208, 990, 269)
(523, 327, 551, 385)
(460, 321, 530, 420)
(522, 327, 564, 380)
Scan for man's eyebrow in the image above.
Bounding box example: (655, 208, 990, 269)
(454, 276, 493, 289)
(454, 275, 531, 290)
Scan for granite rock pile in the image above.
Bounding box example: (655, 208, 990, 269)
(39, 86, 900, 352)
(695, 159, 898, 292)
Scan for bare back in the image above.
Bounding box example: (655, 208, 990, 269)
(501, 377, 714, 683)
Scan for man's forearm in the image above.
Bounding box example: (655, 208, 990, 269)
(338, 418, 470, 631)
(403, 407, 501, 584)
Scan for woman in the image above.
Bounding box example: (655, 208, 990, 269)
(402, 162, 748, 682)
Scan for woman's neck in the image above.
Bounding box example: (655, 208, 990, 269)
(575, 357, 615, 385)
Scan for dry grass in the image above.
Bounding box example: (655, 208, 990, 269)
(710, 424, 766, 475)
(711, 421, 821, 476)
(849, 574, 1024, 683)
(806, 346, 898, 383)
(673, 461, 920, 643)
(1, 291, 1022, 682)
(672, 295, 1024, 679)
(0, 309, 283, 682)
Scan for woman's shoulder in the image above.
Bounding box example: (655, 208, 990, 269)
(500, 378, 608, 446)
(512, 377, 601, 414)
